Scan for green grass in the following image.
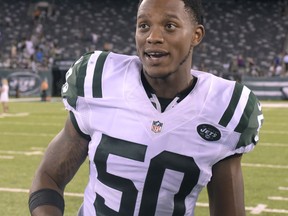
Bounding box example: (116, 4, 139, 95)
(0, 100, 287, 215)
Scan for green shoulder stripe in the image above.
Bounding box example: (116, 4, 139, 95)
(234, 91, 256, 133)
(92, 51, 110, 98)
(77, 53, 91, 97)
(235, 95, 263, 149)
(219, 83, 243, 127)
(61, 52, 93, 108)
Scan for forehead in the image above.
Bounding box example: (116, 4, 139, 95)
(137, 0, 187, 19)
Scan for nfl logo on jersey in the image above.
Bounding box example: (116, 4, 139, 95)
(151, 120, 163, 133)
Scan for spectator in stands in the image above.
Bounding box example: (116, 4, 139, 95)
(10, 41, 18, 68)
(35, 47, 44, 64)
(273, 53, 282, 68)
(284, 51, 288, 75)
(33, 8, 41, 22)
(247, 57, 259, 77)
(10, 41, 17, 59)
(30, 55, 38, 73)
(91, 33, 99, 44)
(103, 41, 113, 51)
(268, 60, 275, 76)
(17, 37, 26, 53)
(274, 64, 283, 77)
(229, 55, 239, 73)
(25, 36, 35, 59)
(237, 54, 246, 74)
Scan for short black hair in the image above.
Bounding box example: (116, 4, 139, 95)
(138, 0, 204, 25)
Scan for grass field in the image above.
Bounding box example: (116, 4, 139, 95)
(0, 99, 287, 216)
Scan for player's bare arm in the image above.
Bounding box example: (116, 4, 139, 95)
(207, 154, 246, 216)
(29, 116, 89, 215)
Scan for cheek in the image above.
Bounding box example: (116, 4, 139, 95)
(173, 41, 191, 57)
(135, 35, 143, 52)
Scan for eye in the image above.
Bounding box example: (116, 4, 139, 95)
(138, 23, 149, 30)
(166, 23, 176, 31)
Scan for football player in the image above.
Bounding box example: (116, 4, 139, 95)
(29, 0, 264, 215)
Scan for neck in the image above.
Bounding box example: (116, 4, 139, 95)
(143, 72, 193, 99)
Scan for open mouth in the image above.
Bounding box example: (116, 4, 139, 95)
(145, 52, 168, 58)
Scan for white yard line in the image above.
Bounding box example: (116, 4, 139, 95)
(0, 113, 29, 118)
(1, 187, 287, 214)
(261, 103, 288, 108)
(268, 196, 288, 201)
(0, 187, 83, 197)
(242, 163, 288, 169)
(0, 150, 43, 156)
(0, 155, 14, 159)
(0, 132, 55, 137)
(260, 143, 288, 147)
(2, 121, 62, 126)
(279, 187, 288, 191)
(261, 130, 288, 135)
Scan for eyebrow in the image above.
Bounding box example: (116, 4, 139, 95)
(164, 14, 181, 20)
(137, 14, 149, 20)
(137, 13, 181, 21)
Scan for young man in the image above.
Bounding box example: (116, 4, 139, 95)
(29, 0, 264, 215)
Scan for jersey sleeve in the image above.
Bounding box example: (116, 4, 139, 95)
(61, 51, 110, 140)
(219, 83, 264, 153)
(234, 90, 264, 153)
(62, 51, 93, 109)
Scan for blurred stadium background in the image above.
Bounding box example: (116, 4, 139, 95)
(0, 0, 288, 216)
(0, 0, 288, 100)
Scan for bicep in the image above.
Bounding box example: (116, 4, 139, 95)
(207, 154, 246, 216)
(30, 115, 89, 194)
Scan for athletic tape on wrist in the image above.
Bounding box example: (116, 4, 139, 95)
(28, 188, 65, 214)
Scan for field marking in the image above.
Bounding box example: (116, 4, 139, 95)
(279, 187, 288, 191)
(263, 122, 288, 126)
(1, 187, 288, 214)
(0, 150, 43, 156)
(0, 155, 14, 159)
(247, 206, 288, 214)
(242, 163, 288, 169)
(249, 204, 267, 214)
(261, 130, 288, 135)
(0, 187, 83, 197)
(0, 113, 29, 118)
(262, 103, 288, 108)
(31, 147, 46, 151)
(0, 132, 55, 137)
(260, 143, 288, 147)
(2, 121, 62, 126)
(0, 150, 44, 160)
(268, 196, 288, 201)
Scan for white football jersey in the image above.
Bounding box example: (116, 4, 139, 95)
(62, 51, 264, 216)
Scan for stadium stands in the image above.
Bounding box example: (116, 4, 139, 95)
(0, 0, 288, 76)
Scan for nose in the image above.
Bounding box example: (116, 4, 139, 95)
(146, 27, 164, 44)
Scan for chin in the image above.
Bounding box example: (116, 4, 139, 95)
(144, 68, 172, 79)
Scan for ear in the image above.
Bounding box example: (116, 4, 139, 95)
(191, 25, 205, 46)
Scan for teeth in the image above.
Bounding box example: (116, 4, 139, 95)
(149, 52, 162, 55)
(147, 52, 163, 57)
